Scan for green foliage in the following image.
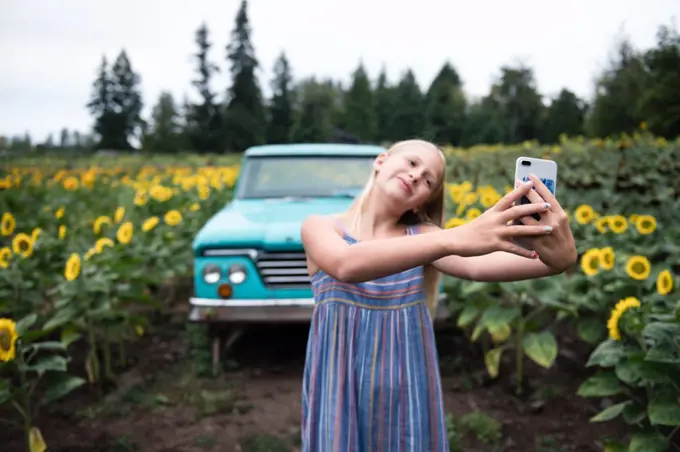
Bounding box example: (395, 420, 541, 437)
(579, 302, 680, 451)
(441, 134, 680, 448)
(0, 313, 87, 452)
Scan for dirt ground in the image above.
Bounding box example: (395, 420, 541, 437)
(1, 319, 630, 452)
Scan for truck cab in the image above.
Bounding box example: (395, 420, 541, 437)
(189, 144, 450, 368)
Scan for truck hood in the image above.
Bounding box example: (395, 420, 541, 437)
(193, 197, 355, 252)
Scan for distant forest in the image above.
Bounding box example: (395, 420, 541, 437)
(3, 0, 679, 154)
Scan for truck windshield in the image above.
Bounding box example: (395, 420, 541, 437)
(235, 155, 375, 199)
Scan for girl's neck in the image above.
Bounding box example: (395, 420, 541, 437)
(353, 191, 406, 240)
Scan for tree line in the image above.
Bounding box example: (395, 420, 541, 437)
(2, 0, 679, 154)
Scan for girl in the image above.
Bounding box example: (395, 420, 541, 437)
(300, 140, 576, 451)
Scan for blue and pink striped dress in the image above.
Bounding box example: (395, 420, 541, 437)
(301, 222, 449, 451)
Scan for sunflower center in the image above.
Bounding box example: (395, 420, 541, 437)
(632, 262, 646, 274)
(0, 330, 11, 351)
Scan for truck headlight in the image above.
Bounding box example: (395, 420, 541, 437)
(228, 264, 247, 284)
(203, 264, 221, 284)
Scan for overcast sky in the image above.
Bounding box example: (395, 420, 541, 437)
(1, 0, 678, 142)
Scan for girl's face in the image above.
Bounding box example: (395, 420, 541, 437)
(373, 143, 445, 212)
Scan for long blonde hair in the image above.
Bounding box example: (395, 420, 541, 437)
(344, 139, 447, 320)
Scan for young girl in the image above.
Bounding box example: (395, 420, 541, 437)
(300, 140, 576, 451)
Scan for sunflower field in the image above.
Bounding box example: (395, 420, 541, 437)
(1, 132, 680, 451)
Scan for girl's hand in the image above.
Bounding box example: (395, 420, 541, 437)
(519, 174, 577, 271)
(451, 180, 554, 259)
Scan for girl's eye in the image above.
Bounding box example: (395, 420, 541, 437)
(409, 160, 416, 167)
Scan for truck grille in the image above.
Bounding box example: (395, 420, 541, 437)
(255, 251, 310, 288)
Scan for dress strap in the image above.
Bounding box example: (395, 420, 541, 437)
(407, 224, 421, 236)
(333, 217, 351, 237)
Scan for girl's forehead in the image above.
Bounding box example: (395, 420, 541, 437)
(399, 146, 444, 169)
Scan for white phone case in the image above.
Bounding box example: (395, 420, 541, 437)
(513, 157, 558, 250)
(514, 157, 558, 197)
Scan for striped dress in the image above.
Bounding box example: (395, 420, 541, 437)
(301, 223, 449, 452)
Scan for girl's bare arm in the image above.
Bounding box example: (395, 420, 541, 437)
(301, 215, 457, 283)
(419, 224, 569, 282)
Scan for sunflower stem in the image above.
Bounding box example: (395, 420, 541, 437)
(14, 344, 33, 452)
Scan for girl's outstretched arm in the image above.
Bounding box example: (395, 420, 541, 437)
(425, 174, 577, 282)
(302, 182, 555, 284)
(301, 215, 459, 283)
(430, 248, 567, 282)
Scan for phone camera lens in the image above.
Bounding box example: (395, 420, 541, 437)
(521, 161, 531, 166)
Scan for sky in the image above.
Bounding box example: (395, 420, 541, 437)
(1, 0, 678, 143)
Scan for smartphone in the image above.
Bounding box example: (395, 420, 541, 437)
(513, 156, 558, 221)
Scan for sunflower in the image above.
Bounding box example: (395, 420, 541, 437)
(1, 212, 16, 236)
(133, 190, 148, 206)
(55, 206, 65, 219)
(198, 185, 211, 200)
(599, 247, 615, 270)
(479, 191, 501, 208)
(594, 217, 609, 234)
(635, 215, 656, 235)
(656, 270, 673, 296)
(466, 208, 482, 220)
(142, 216, 159, 232)
(93, 216, 112, 235)
(58, 225, 66, 240)
(84, 248, 97, 261)
(445, 217, 467, 229)
(116, 221, 134, 244)
(95, 237, 115, 253)
(64, 253, 81, 281)
(608, 215, 628, 234)
(625, 255, 651, 280)
(114, 206, 125, 223)
(607, 297, 641, 341)
(0, 247, 11, 269)
(0, 318, 18, 362)
(164, 210, 182, 226)
(574, 205, 596, 225)
(62, 176, 79, 191)
(12, 233, 34, 258)
(580, 248, 601, 276)
(190, 203, 200, 212)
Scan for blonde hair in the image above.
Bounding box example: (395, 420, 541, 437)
(344, 139, 447, 320)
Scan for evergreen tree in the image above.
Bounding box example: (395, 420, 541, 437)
(342, 62, 376, 142)
(224, 0, 267, 152)
(87, 56, 117, 149)
(109, 50, 144, 149)
(389, 69, 426, 141)
(638, 24, 680, 138)
(424, 62, 467, 146)
(540, 89, 586, 143)
(187, 22, 223, 153)
(373, 68, 395, 143)
(144, 91, 185, 152)
(266, 52, 294, 144)
(586, 37, 649, 137)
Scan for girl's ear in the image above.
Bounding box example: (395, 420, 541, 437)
(373, 152, 389, 172)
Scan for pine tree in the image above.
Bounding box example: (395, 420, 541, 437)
(224, 0, 266, 152)
(87, 56, 117, 149)
(187, 22, 223, 153)
(109, 50, 144, 149)
(342, 62, 376, 142)
(266, 52, 294, 144)
(144, 91, 185, 152)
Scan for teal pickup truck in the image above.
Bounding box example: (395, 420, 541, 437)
(189, 143, 450, 370)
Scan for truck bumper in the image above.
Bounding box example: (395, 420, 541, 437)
(188, 294, 451, 325)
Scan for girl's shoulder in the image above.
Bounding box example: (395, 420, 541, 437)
(302, 213, 349, 237)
